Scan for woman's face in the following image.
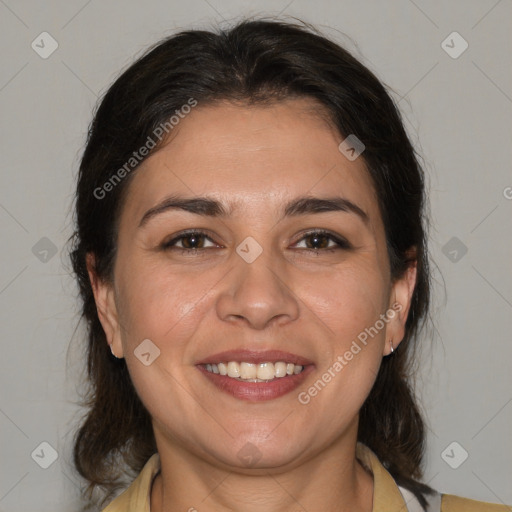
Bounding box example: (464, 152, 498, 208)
(90, 98, 415, 471)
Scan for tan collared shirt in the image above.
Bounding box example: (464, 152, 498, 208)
(102, 443, 511, 511)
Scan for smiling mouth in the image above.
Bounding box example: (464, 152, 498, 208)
(202, 361, 305, 382)
(196, 349, 313, 401)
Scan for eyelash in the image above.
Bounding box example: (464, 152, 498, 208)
(161, 229, 351, 254)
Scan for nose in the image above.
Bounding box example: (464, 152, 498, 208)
(215, 248, 300, 330)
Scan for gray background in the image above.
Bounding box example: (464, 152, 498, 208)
(1, 0, 511, 510)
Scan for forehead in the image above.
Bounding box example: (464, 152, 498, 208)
(120, 98, 380, 225)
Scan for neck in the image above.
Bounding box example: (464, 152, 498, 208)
(150, 431, 373, 512)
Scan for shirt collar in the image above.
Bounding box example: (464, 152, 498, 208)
(103, 443, 410, 511)
(356, 442, 411, 511)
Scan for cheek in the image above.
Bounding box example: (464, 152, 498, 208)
(300, 260, 390, 347)
(113, 258, 220, 422)
(115, 256, 223, 355)
(294, 260, 389, 413)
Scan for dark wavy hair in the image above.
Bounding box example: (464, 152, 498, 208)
(69, 17, 434, 509)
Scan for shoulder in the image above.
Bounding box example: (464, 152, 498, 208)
(442, 493, 512, 512)
(355, 443, 511, 512)
(102, 453, 161, 512)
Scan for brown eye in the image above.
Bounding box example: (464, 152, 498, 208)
(180, 233, 206, 249)
(162, 230, 217, 251)
(304, 232, 330, 249)
(293, 230, 351, 251)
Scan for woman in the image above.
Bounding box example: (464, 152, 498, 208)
(69, 18, 510, 512)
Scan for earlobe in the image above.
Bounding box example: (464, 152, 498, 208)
(86, 253, 124, 358)
(384, 259, 418, 356)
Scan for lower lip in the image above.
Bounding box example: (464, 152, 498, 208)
(197, 365, 314, 402)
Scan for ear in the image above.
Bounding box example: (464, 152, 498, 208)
(383, 253, 418, 356)
(86, 253, 124, 358)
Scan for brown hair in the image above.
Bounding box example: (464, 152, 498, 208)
(70, 17, 434, 509)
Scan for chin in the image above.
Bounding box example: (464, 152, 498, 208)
(200, 435, 308, 473)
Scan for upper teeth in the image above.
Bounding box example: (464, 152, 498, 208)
(205, 362, 304, 381)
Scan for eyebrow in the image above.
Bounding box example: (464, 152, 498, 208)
(283, 196, 369, 224)
(139, 196, 228, 227)
(138, 194, 369, 227)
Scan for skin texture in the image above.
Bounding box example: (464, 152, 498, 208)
(88, 98, 417, 512)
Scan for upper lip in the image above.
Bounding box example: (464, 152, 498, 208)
(196, 349, 314, 366)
